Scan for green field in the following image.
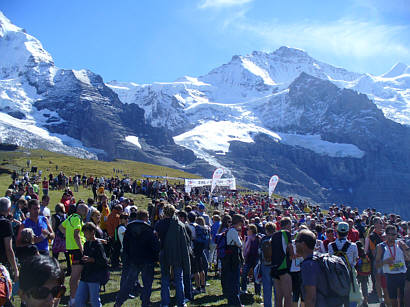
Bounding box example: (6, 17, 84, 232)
(0, 148, 263, 306)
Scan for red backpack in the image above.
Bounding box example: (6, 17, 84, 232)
(0, 265, 12, 306)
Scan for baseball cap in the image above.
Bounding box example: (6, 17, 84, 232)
(337, 222, 349, 234)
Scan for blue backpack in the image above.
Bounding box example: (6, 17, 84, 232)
(215, 230, 233, 259)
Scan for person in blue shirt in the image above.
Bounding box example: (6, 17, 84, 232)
(17, 199, 54, 255)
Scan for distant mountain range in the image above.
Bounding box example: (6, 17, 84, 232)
(1, 11, 410, 216)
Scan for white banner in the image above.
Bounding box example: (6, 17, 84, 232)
(185, 178, 236, 193)
(211, 168, 224, 194)
(268, 175, 279, 198)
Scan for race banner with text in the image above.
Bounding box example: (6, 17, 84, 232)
(185, 178, 236, 193)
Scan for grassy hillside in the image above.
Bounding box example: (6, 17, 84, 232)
(0, 147, 264, 306)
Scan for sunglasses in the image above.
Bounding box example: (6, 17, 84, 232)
(30, 285, 66, 300)
(386, 233, 397, 236)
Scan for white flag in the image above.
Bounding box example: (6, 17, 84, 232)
(211, 168, 224, 194)
(268, 175, 279, 198)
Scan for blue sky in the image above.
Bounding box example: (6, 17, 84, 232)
(1, 0, 409, 83)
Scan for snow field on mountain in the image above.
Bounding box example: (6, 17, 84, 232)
(173, 120, 365, 164)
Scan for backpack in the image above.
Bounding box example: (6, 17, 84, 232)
(194, 225, 209, 251)
(312, 253, 351, 303)
(261, 236, 273, 266)
(331, 241, 352, 270)
(215, 230, 232, 259)
(195, 225, 209, 244)
(271, 230, 291, 272)
(0, 265, 12, 306)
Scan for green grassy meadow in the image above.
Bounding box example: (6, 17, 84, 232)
(0, 148, 263, 306)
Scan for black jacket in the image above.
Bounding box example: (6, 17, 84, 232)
(123, 220, 160, 265)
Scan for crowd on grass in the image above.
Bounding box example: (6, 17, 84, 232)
(0, 170, 410, 307)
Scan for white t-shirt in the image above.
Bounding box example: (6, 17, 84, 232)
(290, 242, 304, 272)
(118, 225, 127, 252)
(40, 206, 51, 220)
(226, 227, 242, 248)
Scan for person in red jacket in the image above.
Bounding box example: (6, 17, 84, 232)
(347, 218, 360, 242)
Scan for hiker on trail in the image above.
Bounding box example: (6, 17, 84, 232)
(17, 199, 54, 255)
(39, 194, 51, 220)
(271, 217, 294, 307)
(328, 221, 359, 307)
(192, 216, 209, 295)
(290, 225, 305, 307)
(365, 217, 384, 298)
(222, 213, 244, 306)
(51, 203, 71, 276)
(240, 224, 261, 296)
(106, 204, 123, 269)
(259, 221, 276, 307)
(114, 209, 159, 307)
(296, 229, 328, 307)
(155, 204, 191, 307)
(217, 214, 232, 297)
(59, 203, 88, 307)
(75, 222, 109, 307)
(0, 197, 19, 285)
(328, 222, 358, 268)
(376, 224, 408, 307)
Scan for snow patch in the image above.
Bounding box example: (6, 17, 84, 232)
(72, 70, 91, 86)
(278, 133, 365, 158)
(241, 58, 276, 85)
(125, 136, 142, 149)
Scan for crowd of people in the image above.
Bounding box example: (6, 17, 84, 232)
(0, 170, 409, 307)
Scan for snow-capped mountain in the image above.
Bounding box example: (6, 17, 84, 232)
(0, 11, 202, 170)
(1, 11, 410, 216)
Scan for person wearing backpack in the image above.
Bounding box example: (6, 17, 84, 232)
(259, 222, 276, 307)
(216, 214, 232, 297)
(240, 224, 261, 296)
(296, 229, 329, 307)
(59, 203, 88, 307)
(270, 217, 294, 307)
(75, 222, 109, 307)
(222, 214, 244, 306)
(115, 210, 159, 307)
(192, 216, 210, 294)
(375, 225, 408, 307)
(328, 222, 359, 307)
(364, 217, 384, 296)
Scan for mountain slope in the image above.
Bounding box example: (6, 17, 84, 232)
(0, 11, 205, 173)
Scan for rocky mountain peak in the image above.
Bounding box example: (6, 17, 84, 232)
(271, 46, 310, 58)
(382, 62, 410, 78)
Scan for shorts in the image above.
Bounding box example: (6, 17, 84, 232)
(192, 251, 208, 274)
(290, 271, 303, 302)
(385, 273, 406, 299)
(271, 267, 290, 280)
(68, 249, 82, 265)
